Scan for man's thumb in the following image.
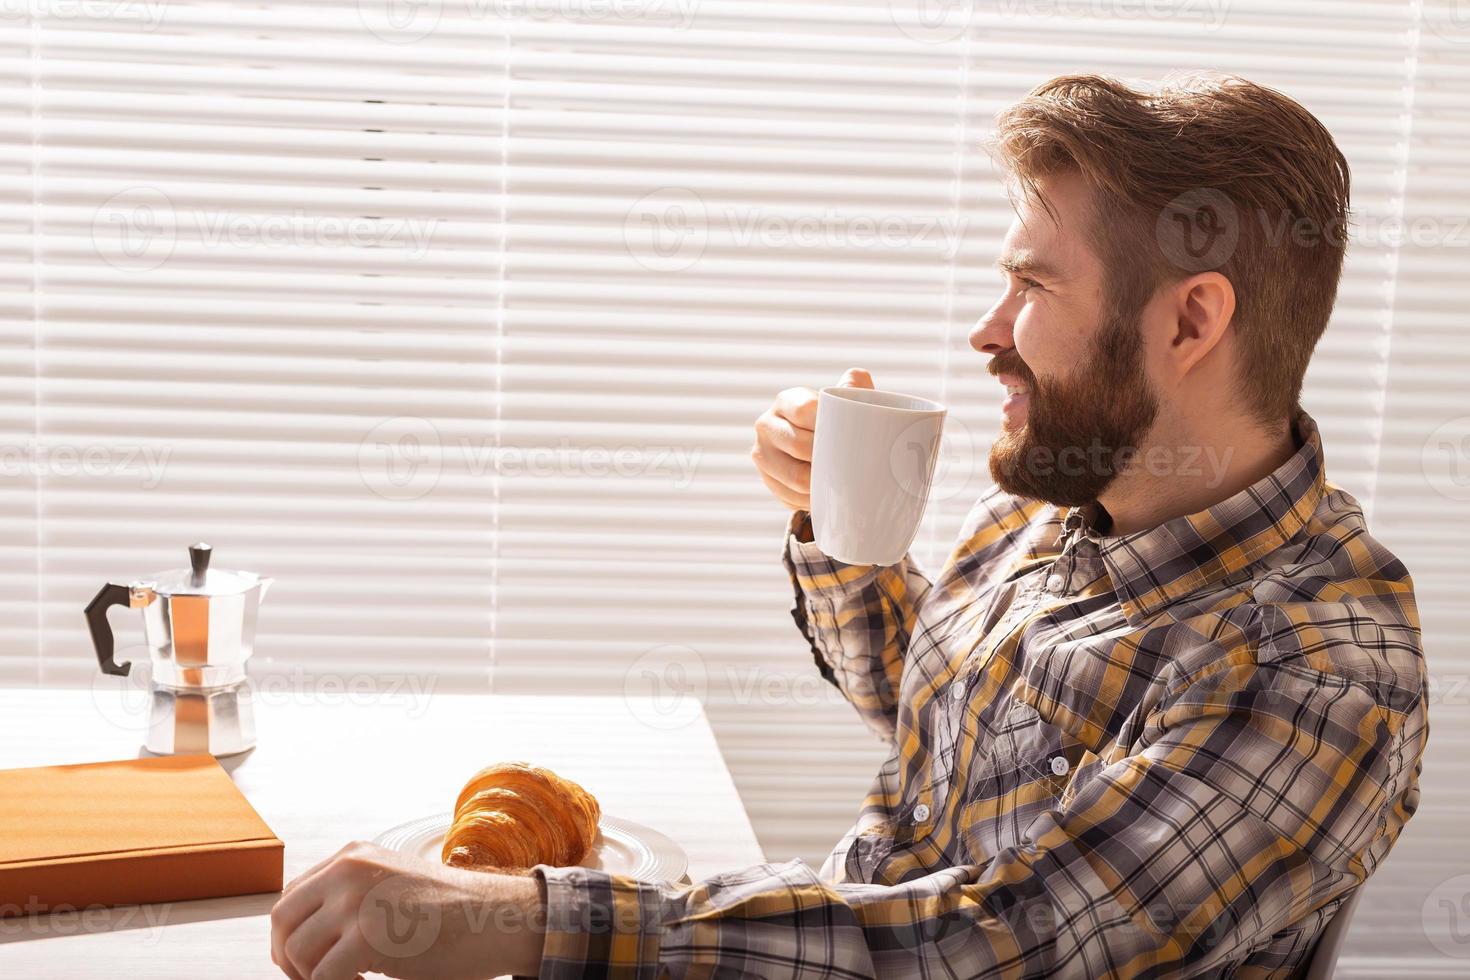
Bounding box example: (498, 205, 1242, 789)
(839, 368, 874, 389)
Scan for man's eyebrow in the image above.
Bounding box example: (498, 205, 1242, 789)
(996, 252, 1063, 280)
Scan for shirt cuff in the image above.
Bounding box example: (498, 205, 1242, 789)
(531, 864, 678, 980)
(780, 509, 881, 598)
(781, 511, 871, 690)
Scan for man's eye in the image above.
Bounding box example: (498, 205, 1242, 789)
(1017, 277, 1042, 294)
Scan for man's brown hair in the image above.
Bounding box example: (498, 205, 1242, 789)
(990, 73, 1351, 427)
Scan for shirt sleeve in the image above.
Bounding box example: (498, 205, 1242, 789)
(779, 509, 932, 743)
(530, 660, 1420, 979)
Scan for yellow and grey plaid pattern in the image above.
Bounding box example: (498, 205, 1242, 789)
(532, 410, 1427, 979)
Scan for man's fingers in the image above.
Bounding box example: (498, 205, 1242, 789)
(272, 936, 308, 980)
(283, 904, 343, 980)
(271, 878, 327, 979)
(756, 411, 814, 462)
(839, 367, 874, 389)
(308, 934, 369, 980)
(750, 443, 810, 495)
(758, 467, 809, 512)
(271, 944, 307, 980)
(772, 386, 818, 430)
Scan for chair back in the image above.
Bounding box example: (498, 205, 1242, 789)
(1303, 887, 1364, 980)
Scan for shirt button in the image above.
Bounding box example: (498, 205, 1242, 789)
(913, 803, 930, 823)
(951, 682, 966, 701)
(1050, 756, 1070, 776)
(1046, 573, 1065, 593)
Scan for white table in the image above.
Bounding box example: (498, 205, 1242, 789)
(0, 688, 765, 978)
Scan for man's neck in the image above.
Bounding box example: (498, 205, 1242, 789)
(1096, 414, 1299, 537)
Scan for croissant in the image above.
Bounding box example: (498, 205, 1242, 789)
(441, 762, 601, 871)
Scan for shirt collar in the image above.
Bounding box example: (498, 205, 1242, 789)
(1087, 409, 1327, 624)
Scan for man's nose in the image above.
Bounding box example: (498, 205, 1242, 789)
(969, 298, 1015, 355)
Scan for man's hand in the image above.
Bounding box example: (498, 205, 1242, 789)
(269, 841, 545, 980)
(752, 367, 874, 511)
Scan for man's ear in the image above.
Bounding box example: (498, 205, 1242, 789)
(1169, 271, 1235, 376)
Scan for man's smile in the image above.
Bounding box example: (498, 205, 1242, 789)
(997, 373, 1030, 426)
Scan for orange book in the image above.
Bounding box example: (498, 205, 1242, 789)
(0, 753, 283, 917)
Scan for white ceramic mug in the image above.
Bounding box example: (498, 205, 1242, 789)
(810, 386, 947, 566)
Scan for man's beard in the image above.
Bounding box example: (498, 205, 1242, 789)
(988, 311, 1159, 508)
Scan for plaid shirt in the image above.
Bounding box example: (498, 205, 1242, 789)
(533, 410, 1428, 979)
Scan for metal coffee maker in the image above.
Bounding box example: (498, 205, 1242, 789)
(85, 543, 272, 756)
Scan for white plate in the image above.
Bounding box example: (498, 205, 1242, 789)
(374, 812, 690, 884)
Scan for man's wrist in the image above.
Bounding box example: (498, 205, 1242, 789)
(494, 873, 546, 978)
(784, 508, 884, 594)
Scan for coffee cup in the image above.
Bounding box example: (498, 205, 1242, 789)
(809, 387, 946, 566)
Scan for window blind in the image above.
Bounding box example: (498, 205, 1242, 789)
(0, 23, 35, 673)
(12, 5, 511, 684)
(0, 1, 1461, 968)
(1351, 5, 1470, 973)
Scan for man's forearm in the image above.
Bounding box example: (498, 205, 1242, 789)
(500, 873, 548, 978)
(781, 508, 929, 742)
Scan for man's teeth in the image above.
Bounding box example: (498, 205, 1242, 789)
(1006, 385, 1029, 396)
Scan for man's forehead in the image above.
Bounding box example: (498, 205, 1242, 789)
(998, 217, 1072, 279)
(998, 184, 1095, 277)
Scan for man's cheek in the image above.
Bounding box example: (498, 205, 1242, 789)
(1009, 325, 1049, 383)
